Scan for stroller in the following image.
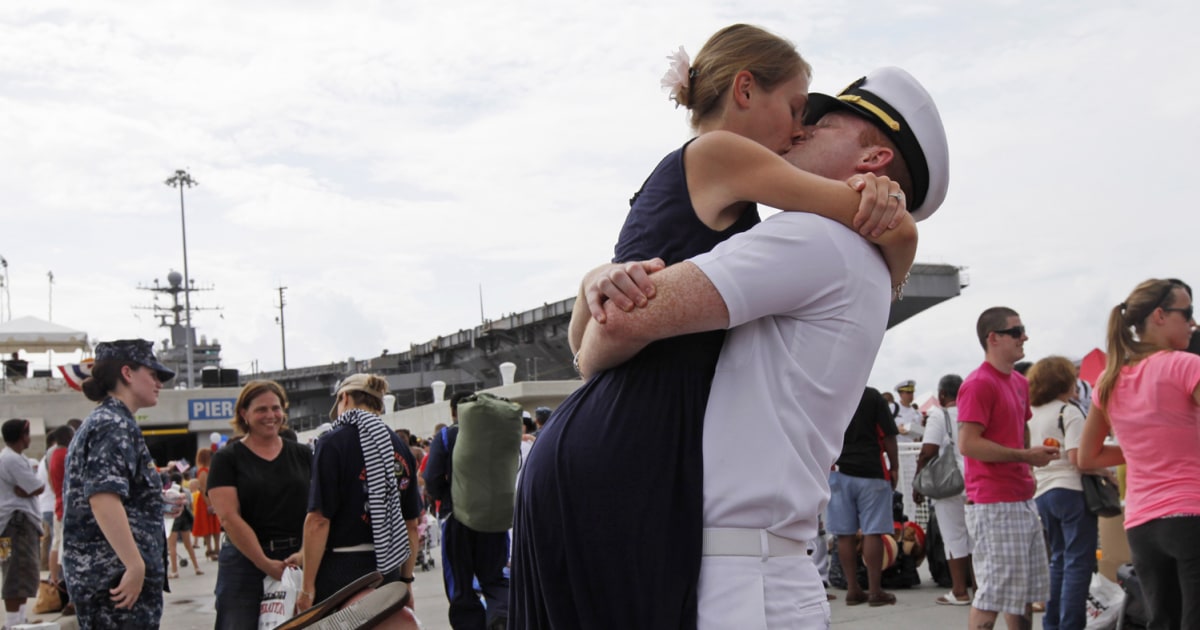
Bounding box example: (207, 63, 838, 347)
(415, 511, 439, 572)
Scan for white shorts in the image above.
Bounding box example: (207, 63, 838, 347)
(932, 494, 972, 559)
(53, 516, 63, 556)
(698, 554, 830, 629)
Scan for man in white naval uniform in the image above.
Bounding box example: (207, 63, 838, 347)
(575, 67, 949, 627)
(894, 379, 926, 442)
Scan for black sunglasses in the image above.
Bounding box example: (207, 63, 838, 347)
(991, 325, 1026, 338)
(1163, 305, 1194, 321)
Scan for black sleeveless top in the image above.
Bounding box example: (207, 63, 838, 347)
(511, 142, 759, 629)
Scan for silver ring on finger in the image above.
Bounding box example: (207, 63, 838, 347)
(888, 192, 904, 201)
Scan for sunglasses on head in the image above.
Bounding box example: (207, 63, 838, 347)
(1154, 278, 1195, 321)
(1155, 278, 1192, 306)
(991, 325, 1025, 338)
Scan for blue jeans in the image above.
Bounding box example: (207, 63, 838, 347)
(1036, 488, 1097, 630)
(214, 540, 300, 629)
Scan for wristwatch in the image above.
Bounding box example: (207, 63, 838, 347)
(397, 575, 414, 584)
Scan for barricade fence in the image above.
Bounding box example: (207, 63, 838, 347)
(894, 442, 927, 528)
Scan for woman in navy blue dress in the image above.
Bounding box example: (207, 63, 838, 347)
(510, 24, 915, 629)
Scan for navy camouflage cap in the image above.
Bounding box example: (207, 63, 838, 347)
(95, 339, 176, 383)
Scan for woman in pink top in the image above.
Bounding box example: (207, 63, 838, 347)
(1079, 278, 1200, 630)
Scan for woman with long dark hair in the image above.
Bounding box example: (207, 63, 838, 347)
(62, 339, 175, 629)
(1079, 278, 1200, 629)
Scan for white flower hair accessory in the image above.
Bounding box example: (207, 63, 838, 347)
(660, 46, 692, 108)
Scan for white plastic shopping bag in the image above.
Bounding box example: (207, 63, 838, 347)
(1085, 571, 1126, 630)
(259, 566, 303, 629)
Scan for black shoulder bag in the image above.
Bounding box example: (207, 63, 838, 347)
(1057, 403, 1121, 518)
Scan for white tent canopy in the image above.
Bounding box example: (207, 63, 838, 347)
(0, 316, 90, 354)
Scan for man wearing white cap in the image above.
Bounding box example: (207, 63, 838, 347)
(894, 379, 925, 442)
(574, 67, 949, 625)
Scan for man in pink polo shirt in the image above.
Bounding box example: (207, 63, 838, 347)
(958, 306, 1059, 628)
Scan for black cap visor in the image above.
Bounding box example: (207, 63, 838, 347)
(803, 83, 929, 212)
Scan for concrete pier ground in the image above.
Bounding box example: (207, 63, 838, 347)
(35, 541, 1042, 628)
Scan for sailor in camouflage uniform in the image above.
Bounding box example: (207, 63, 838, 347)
(62, 339, 174, 629)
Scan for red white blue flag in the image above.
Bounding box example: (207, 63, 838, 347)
(58, 359, 94, 391)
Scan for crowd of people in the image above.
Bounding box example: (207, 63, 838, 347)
(881, 290, 1199, 630)
(8, 294, 1187, 630)
(1, 343, 531, 629)
(5, 340, 447, 628)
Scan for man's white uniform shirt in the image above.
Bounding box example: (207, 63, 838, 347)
(689, 212, 891, 625)
(895, 404, 924, 442)
(693, 212, 891, 544)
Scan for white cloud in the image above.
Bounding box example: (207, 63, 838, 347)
(1, 0, 1197, 395)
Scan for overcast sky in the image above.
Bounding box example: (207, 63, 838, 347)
(2, 1, 1196, 400)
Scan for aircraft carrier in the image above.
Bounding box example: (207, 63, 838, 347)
(258, 262, 967, 431)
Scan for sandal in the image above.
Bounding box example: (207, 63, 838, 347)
(936, 591, 971, 606)
(168, 572, 180, 579)
(310, 583, 411, 630)
(274, 571, 384, 630)
(844, 591, 868, 606)
(868, 592, 897, 607)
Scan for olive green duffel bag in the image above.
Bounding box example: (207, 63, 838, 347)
(451, 392, 523, 532)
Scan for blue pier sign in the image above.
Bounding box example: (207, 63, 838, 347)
(189, 398, 236, 421)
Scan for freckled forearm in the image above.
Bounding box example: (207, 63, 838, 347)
(578, 262, 727, 376)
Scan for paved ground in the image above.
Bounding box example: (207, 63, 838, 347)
(33, 545, 1037, 628)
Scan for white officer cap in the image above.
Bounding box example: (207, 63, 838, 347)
(804, 67, 950, 222)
